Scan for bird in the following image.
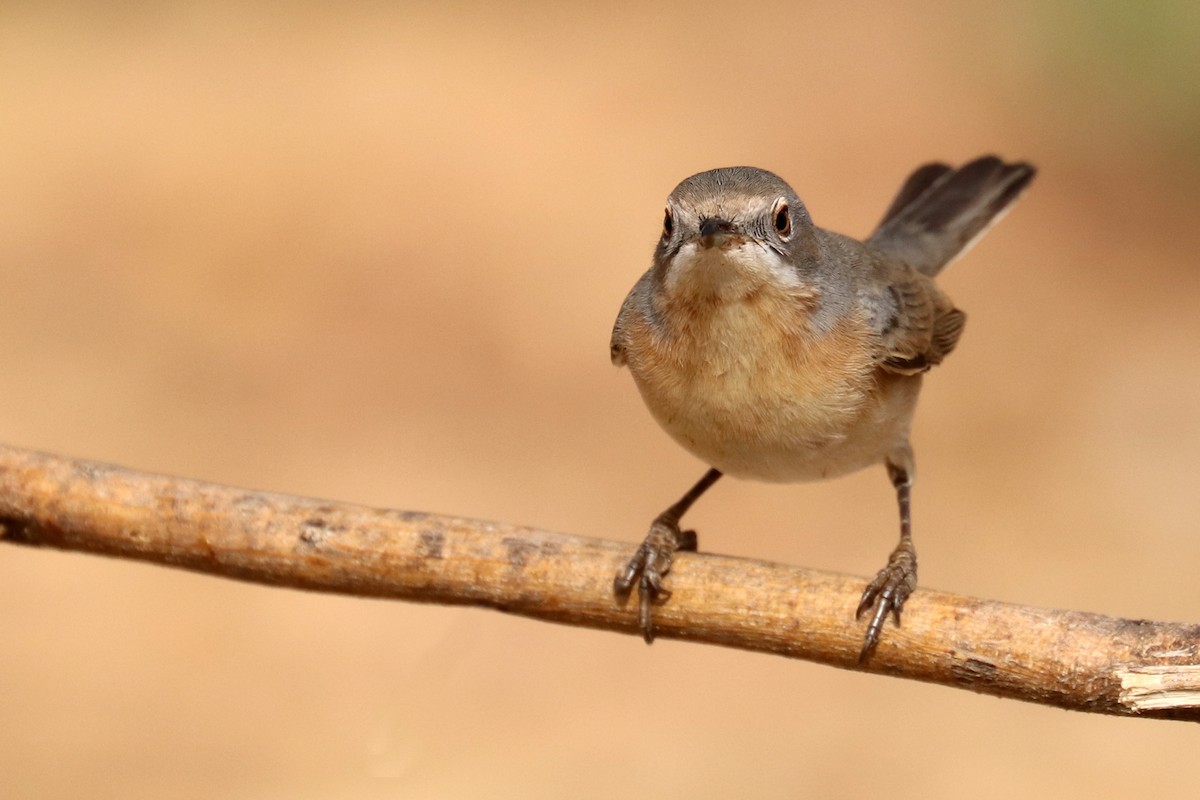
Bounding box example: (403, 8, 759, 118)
(609, 156, 1035, 661)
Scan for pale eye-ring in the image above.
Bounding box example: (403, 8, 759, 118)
(772, 199, 791, 239)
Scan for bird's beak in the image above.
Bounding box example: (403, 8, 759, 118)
(698, 217, 736, 249)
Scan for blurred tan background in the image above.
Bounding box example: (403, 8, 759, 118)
(2, 2, 1199, 797)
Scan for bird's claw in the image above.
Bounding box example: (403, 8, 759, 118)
(613, 518, 694, 643)
(855, 542, 917, 663)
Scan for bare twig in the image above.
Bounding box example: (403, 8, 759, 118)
(0, 444, 1196, 721)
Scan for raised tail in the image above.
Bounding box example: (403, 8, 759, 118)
(868, 156, 1036, 276)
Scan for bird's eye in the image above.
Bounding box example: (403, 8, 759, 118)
(662, 207, 674, 239)
(772, 200, 791, 239)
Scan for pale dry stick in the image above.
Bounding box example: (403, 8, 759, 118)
(0, 444, 1197, 721)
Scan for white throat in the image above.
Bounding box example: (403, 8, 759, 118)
(663, 240, 801, 301)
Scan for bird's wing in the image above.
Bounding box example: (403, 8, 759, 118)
(873, 268, 966, 376)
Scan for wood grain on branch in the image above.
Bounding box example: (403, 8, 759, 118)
(0, 444, 1197, 721)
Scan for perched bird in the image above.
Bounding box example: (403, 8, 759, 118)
(610, 156, 1035, 660)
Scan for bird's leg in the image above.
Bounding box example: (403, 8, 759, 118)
(614, 468, 722, 643)
(856, 457, 918, 663)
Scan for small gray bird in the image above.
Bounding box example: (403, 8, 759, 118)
(610, 156, 1035, 660)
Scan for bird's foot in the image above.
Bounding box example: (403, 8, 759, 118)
(855, 537, 917, 663)
(613, 515, 697, 643)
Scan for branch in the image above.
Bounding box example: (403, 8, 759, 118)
(0, 444, 1196, 722)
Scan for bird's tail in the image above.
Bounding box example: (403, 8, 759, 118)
(868, 156, 1036, 276)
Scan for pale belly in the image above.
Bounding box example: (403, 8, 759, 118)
(633, 366, 920, 482)
(624, 299, 921, 483)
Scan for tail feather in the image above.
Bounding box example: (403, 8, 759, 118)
(869, 156, 1035, 276)
(876, 162, 953, 227)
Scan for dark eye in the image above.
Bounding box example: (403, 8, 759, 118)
(772, 200, 791, 239)
(662, 207, 674, 239)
